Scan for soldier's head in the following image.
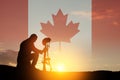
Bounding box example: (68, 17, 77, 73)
(29, 34, 37, 42)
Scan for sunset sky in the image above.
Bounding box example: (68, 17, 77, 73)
(0, 0, 120, 72)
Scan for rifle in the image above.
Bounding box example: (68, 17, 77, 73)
(42, 38, 52, 71)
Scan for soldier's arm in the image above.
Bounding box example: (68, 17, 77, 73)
(32, 45, 43, 54)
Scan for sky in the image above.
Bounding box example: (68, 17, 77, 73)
(0, 0, 120, 72)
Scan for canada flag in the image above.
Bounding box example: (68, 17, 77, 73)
(0, 0, 120, 71)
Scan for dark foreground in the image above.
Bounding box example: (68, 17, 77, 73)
(0, 65, 120, 80)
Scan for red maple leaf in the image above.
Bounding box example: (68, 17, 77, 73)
(40, 9, 80, 42)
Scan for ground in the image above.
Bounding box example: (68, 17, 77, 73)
(0, 65, 120, 80)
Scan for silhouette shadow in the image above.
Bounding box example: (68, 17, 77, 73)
(0, 34, 120, 80)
